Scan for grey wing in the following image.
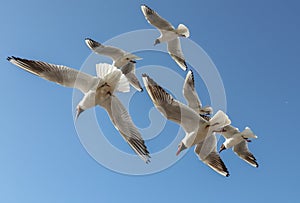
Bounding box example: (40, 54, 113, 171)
(233, 140, 259, 167)
(85, 38, 125, 62)
(194, 133, 230, 177)
(142, 74, 200, 134)
(219, 125, 240, 139)
(141, 4, 174, 31)
(167, 38, 187, 71)
(121, 62, 143, 92)
(183, 70, 202, 112)
(103, 95, 150, 163)
(7, 56, 98, 93)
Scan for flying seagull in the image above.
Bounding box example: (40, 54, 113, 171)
(7, 56, 150, 163)
(219, 125, 258, 167)
(182, 70, 229, 176)
(183, 70, 213, 115)
(141, 4, 190, 71)
(85, 38, 143, 91)
(142, 74, 231, 176)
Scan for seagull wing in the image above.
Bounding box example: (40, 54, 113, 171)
(183, 70, 202, 112)
(85, 38, 125, 62)
(167, 38, 187, 71)
(233, 140, 259, 167)
(121, 62, 143, 92)
(141, 4, 174, 31)
(142, 74, 200, 134)
(102, 95, 150, 163)
(7, 56, 98, 93)
(183, 70, 213, 115)
(194, 133, 230, 177)
(219, 125, 240, 139)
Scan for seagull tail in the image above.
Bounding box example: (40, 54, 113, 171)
(177, 24, 190, 38)
(240, 127, 257, 139)
(208, 110, 231, 132)
(96, 63, 130, 92)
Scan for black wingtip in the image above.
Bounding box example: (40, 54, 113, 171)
(142, 73, 148, 78)
(226, 173, 230, 177)
(85, 37, 92, 41)
(7, 56, 19, 62)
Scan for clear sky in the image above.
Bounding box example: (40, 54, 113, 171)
(1, 0, 300, 202)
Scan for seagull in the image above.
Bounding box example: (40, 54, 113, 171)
(85, 38, 143, 91)
(142, 74, 231, 176)
(182, 71, 229, 176)
(183, 70, 213, 115)
(219, 125, 258, 167)
(7, 56, 150, 163)
(141, 4, 190, 71)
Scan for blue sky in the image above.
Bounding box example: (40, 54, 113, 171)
(1, 0, 300, 202)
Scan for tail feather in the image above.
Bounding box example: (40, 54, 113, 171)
(240, 127, 257, 139)
(208, 110, 231, 131)
(96, 63, 130, 92)
(177, 24, 190, 38)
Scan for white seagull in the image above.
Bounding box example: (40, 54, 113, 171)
(182, 70, 229, 176)
(142, 74, 231, 176)
(85, 38, 143, 92)
(7, 56, 150, 163)
(141, 4, 190, 71)
(219, 125, 258, 167)
(183, 70, 213, 115)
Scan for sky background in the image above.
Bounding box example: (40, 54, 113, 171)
(1, 0, 300, 202)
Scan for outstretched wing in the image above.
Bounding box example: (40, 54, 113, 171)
(102, 95, 150, 163)
(7, 56, 98, 93)
(167, 38, 187, 71)
(121, 62, 143, 92)
(233, 140, 259, 167)
(85, 38, 125, 62)
(183, 70, 213, 115)
(194, 133, 230, 177)
(142, 74, 200, 134)
(141, 4, 174, 31)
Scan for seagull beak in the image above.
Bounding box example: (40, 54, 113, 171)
(219, 144, 226, 153)
(176, 142, 187, 156)
(75, 107, 84, 120)
(130, 60, 136, 63)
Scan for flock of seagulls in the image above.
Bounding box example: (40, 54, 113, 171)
(8, 4, 258, 176)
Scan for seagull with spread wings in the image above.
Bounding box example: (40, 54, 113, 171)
(142, 73, 231, 176)
(141, 4, 190, 71)
(182, 70, 229, 176)
(7, 56, 150, 163)
(85, 37, 143, 92)
(219, 125, 258, 167)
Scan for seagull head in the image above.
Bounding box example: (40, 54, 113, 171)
(154, 39, 160, 46)
(75, 106, 85, 120)
(176, 142, 187, 156)
(219, 144, 227, 153)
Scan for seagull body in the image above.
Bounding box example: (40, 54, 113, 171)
(142, 74, 231, 176)
(85, 38, 143, 91)
(7, 56, 150, 163)
(182, 70, 229, 176)
(219, 125, 258, 167)
(141, 4, 190, 71)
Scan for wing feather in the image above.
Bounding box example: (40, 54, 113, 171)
(102, 96, 150, 163)
(7, 56, 98, 93)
